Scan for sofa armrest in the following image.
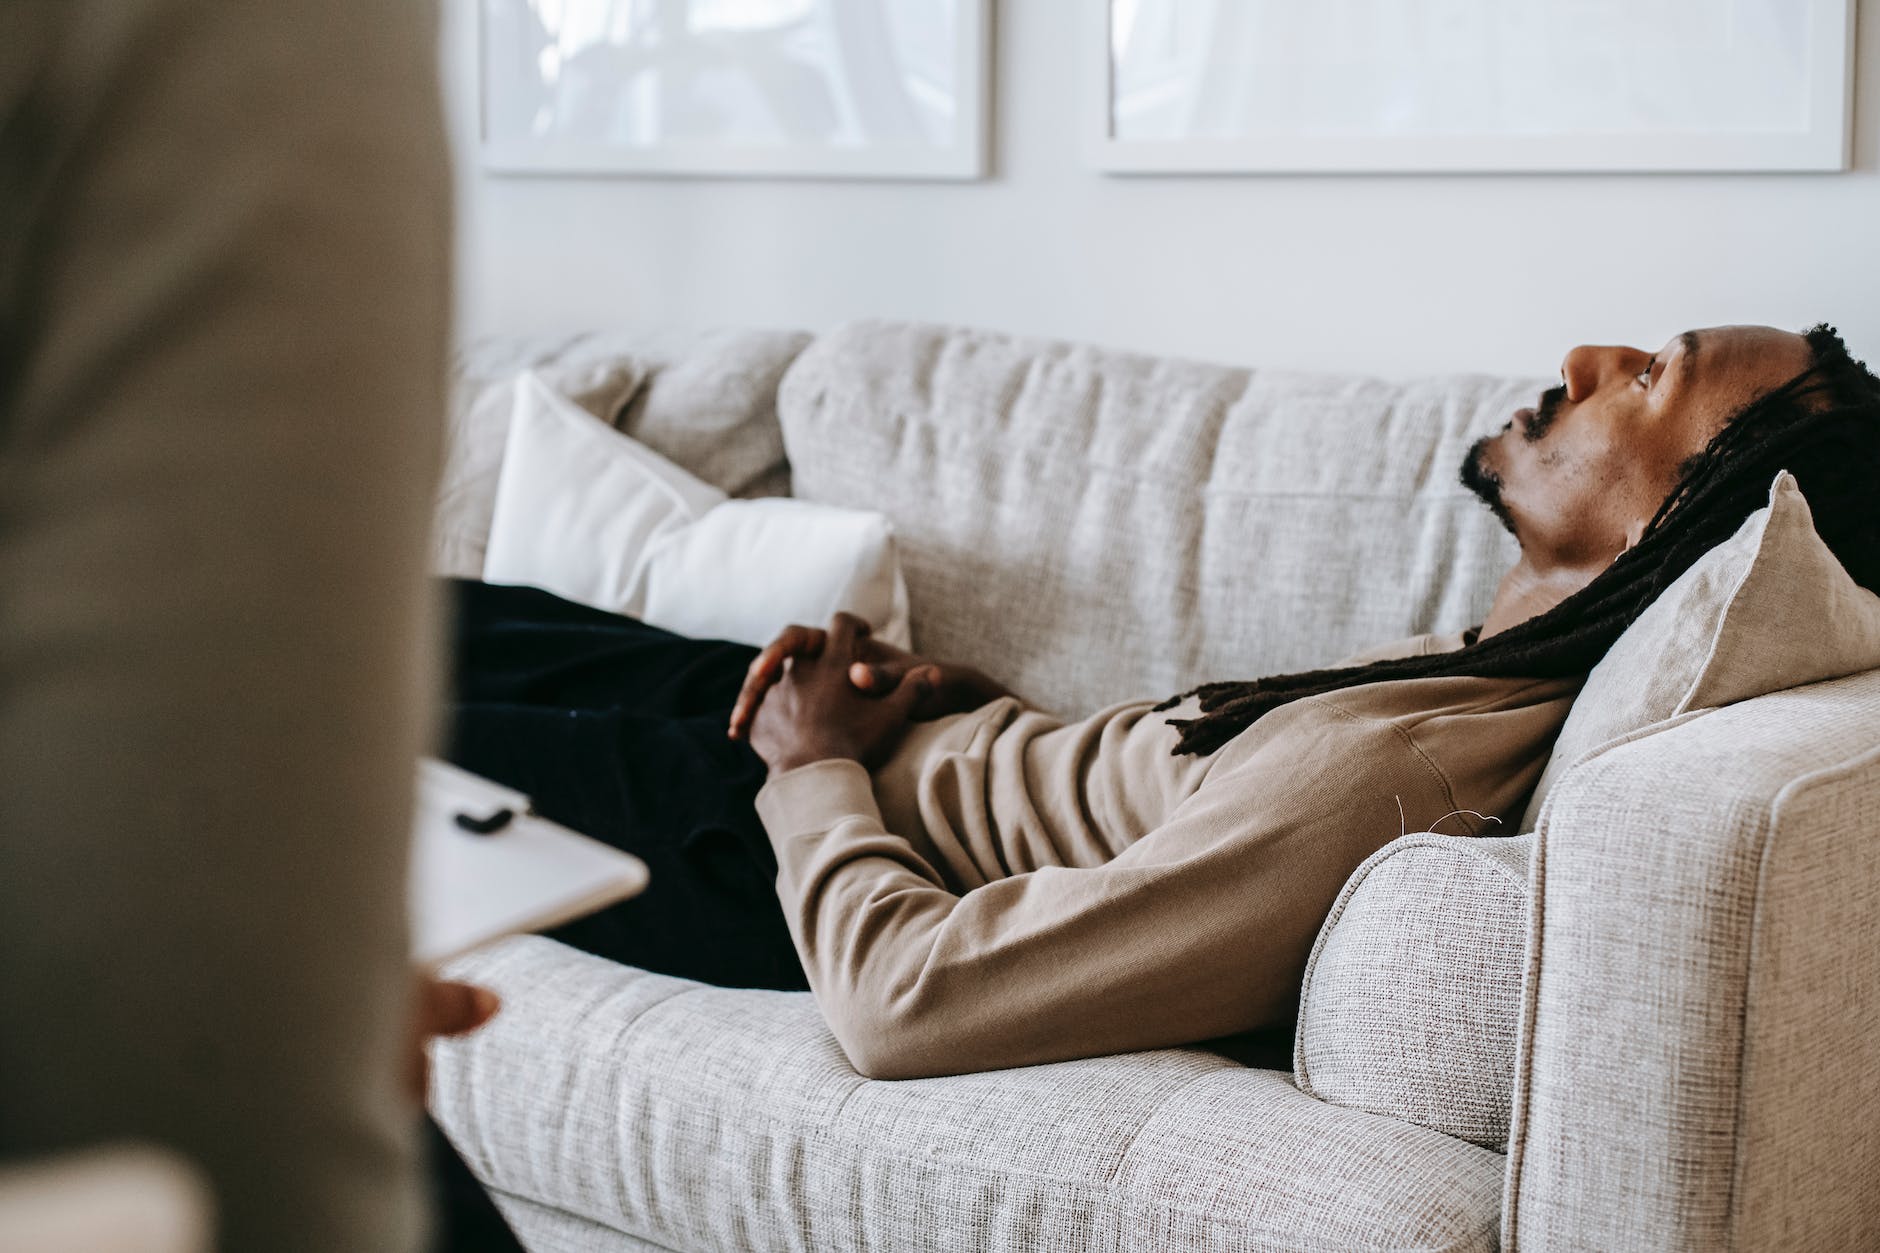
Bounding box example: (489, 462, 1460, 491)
(1505, 670, 1880, 1252)
(1295, 832, 1533, 1150)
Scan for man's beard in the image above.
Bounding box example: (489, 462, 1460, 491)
(1459, 438, 1516, 535)
(1458, 384, 1567, 536)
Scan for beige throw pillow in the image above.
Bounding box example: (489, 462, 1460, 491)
(1522, 471, 1880, 829)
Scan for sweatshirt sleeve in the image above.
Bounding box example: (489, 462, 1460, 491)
(755, 704, 1457, 1079)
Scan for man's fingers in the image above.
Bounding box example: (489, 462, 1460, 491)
(825, 611, 869, 659)
(422, 979, 501, 1038)
(749, 626, 824, 683)
(407, 977, 500, 1104)
(848, 661, 893, 692)
(887, 665, 938, 718)
(729, 626, 822, 737)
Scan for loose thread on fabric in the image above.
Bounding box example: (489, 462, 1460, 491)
(1394, 794, 1502, 838)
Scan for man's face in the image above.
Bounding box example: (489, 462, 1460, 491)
(1461, 325, 1814, 568)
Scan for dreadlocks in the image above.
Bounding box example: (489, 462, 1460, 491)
(1157, 324, 1880, 758)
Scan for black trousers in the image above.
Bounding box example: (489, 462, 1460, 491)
(428, 579, 808, 1251)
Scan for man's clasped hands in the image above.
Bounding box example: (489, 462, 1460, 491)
(726, 612, 1010, 775)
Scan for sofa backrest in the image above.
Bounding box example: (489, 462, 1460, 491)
(780, 320, 1540, 715)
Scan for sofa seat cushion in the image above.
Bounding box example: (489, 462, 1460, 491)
(434, 937, 1507, 1253)
(1295, 833, 1533, 1150)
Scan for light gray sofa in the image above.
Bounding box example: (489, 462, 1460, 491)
(430, 321, 1880, 1251)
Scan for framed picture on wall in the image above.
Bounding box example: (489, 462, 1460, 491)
(1089, 0, 1856, 174)
(479, 0, 990, 179)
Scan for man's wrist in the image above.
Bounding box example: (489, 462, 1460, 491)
(764, 745, 863, 777)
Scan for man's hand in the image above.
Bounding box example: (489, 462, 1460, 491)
(728, 617, 1009, 742)
(407, 974, 501, 1103)
(744, 612, 937, 776)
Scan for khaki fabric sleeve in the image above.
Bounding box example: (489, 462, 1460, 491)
(0, 3, 448, 1251)
(756, 706, 1456, 1081)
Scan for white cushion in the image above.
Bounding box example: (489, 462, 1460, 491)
(641, 497, 909, 649)
(438, 328, 809, 577)
(483, 372, 910, 647)
(483, 371, 724, 615)
(1523, 471, 1880, 828)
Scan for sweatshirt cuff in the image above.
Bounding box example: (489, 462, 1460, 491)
(755, 758, 884, 840)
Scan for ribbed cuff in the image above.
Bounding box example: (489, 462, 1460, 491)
(755, 758, 883, 839)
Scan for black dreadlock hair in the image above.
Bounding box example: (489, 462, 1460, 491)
(1156, 324, 1880, 757)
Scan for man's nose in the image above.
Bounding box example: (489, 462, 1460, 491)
(1559, 344, 1652, 403)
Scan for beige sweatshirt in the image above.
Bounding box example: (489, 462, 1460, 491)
(755, 633, 1579, 1079)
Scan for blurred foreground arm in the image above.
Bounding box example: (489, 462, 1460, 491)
(0, 2, 449, 1250)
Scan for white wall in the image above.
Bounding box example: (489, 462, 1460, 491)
(444, 3, 1879, 379)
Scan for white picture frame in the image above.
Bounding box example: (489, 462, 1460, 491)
(479, 0, 990, 180)
(1088, 0, 1856, 175)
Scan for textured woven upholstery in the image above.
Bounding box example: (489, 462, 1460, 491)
(437, 938, 1505, 1253)
(1521, 473, 1880, 829)
(485, 1195, 667, 1253)
(1295, 834, 1533, 1150)
(1508, 670, 1880, 1251)
(777, 320, 1534, 715)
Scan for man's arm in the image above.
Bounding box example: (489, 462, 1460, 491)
(748, 636, 1456, 1079)
(0, 2, 448, 1249)
(759, 732, 1451, 1079)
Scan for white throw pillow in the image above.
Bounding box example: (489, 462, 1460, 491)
(483, 372, 723, 616)
(1522, 471, 1880, 828)
(641, 498, 910, 648)
(483, 372, 911, 648)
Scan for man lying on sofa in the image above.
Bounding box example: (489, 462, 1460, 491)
(445, 324, 1880, 1089)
